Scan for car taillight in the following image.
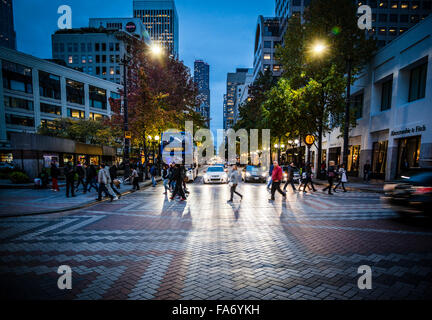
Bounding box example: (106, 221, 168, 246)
(413, 187, 432, 195)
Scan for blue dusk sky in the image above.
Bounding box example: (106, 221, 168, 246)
(14, 0, 275, 132)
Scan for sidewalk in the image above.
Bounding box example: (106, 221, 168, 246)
(313, 178, 385, 194)
(0, 178, 161, 218)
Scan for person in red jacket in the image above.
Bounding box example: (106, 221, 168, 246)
(270, 161, 287, 201)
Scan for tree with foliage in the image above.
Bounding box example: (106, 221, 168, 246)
(108, 40, 205, 163)
(37, 118, 122, 147)
(275, 0, 376, 170)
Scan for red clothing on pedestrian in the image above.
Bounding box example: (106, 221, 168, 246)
(272, 166, 283, 182)
(52, 178, 59, 191)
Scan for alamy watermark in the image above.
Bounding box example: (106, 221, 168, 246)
(57, 265, 72, 290)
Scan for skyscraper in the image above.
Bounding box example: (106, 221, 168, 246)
(224, 68, 249, 130)
(0, 0, 17, 50)
(194, 60, 210, 127)
(133, 0, 179, 56)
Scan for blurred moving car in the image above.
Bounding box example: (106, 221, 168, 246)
(242, 165, 267, 183)
(203, 166, 228, 184)
(382, 170, 432, 216)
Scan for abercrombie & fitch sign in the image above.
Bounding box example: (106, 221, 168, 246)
(391, 125, 426, 137)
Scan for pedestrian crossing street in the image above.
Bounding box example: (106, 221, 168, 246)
(1, 182, 431, 300)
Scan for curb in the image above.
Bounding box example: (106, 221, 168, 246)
(0, 178, 162, 219)
(313, 180, 385, 194)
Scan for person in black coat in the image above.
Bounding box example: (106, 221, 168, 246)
(109, 164, 121, 197)
(170, 164, 186, 201)
(86, 164, 98, 192)
(64, 162, 76, 197)
(75, 162, 86, 193)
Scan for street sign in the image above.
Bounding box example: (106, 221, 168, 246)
(305, 135, 315, 146)
(125, 131, 132, 139)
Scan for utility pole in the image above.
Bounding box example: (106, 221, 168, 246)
(343, 58, 352, 167)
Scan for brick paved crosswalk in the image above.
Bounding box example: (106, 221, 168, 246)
(0, 183, 431, 300)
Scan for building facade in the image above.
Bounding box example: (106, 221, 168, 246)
(133, 0, 179, 56)
(0, 0, 16, 50)
(253, 16, 282, 82)
(52, 18, 150, 85)
(276, 0, 432, 48)
(223, 68, 249, 130)
(194, 60, 210, 127)
(234, 69, 254, 124)
(305, 15, 432, 181)
(0, 47, 122, 158)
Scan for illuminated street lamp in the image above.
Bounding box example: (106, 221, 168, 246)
(311, 41, 328, 58)
(150, 44, 163, 56)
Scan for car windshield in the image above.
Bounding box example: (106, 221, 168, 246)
(207, 167, 224, 172)
(246, 166, 260, 172)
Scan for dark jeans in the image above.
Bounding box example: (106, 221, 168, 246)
(132, 177, 140, 190)
(230, 184, 242, 200)
(323, 178, 334, 194)
(66, 179, 75, 197)
(284, 178, 297, 191)
(98, 183, 113, 200)
(271, 181, 286, 200)
(172, 180, 186, 199)
(110, 182, 121, 196)
(334, 181, 347, 192)
(303, 177, 317, 192)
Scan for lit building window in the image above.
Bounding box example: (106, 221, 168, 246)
(68, 56, 73, 64)
(263, 53, 271, 60)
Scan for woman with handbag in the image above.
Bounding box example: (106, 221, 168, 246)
(323, 161, 337, 195)
(227, 165, 243, 203)
(334, 163, 348, 192)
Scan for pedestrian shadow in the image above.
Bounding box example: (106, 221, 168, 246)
(228, 201, 242, 221)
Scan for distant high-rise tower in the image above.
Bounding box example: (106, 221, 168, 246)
(194, 60, 210, 127)
(0, 0, 17, 50)
(224, 68, 249, 130)
(133, 0, 179, 56)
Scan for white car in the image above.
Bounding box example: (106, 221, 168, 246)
(203, 166, 229, 184)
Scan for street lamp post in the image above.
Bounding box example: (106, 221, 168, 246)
(121, 54, 131, 178)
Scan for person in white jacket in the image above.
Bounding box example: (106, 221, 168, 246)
(97, 164, 114, 202)
(104, 165, 119, 201)
(334, 164, 348, 193)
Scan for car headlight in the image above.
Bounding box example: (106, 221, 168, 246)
(204, 174, 209, 179)
(261, 173, 267, 177)
(246, 172, 251, 177)
(222, 173, 228, 179)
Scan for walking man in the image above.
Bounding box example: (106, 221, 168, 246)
(323, 161, 337, 195)
(283, 162, 297, 192)
(270, 161, 287, 201)
(64, 162, 76, 198)
(228, 165, 243, 202)
(86, 164, 98, 192)
(363, 161, 371, 182)
(75, 162, 86, 193)
(171, 164, 186, 201)
(334, 163, 348, 192)
(162, 164, 170, 194)
(302, 163, 317, 193)
(96, 164, 114, 202)
(50, 160, 60, 192)
(267, 163, 274, 190)
(131, 166, 140, 191)
(109, 164, 122, 198)
(150, 164, 158, 187)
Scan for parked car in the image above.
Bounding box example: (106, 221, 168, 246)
(203, 166, 228, 184)
(242, 165, 267, 183)
(382, 169, 432, 216)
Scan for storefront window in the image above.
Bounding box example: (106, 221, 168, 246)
(328, 147, 341, 165)
(62, 154, 75, 165)
(0, 153, 13, 163)
(372, 141, 388, 179)
(77, 155, 87, 165)
(397, 136, 421, 177)
(321, 149, 327, 164)
(347, 145, 361, 176)
(89, 156, 99, 165)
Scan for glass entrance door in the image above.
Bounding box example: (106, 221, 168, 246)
(396, 136, 421, 178)
(372, 141, 388, 180)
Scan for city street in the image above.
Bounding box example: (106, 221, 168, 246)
(1, 178, 431, 300)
